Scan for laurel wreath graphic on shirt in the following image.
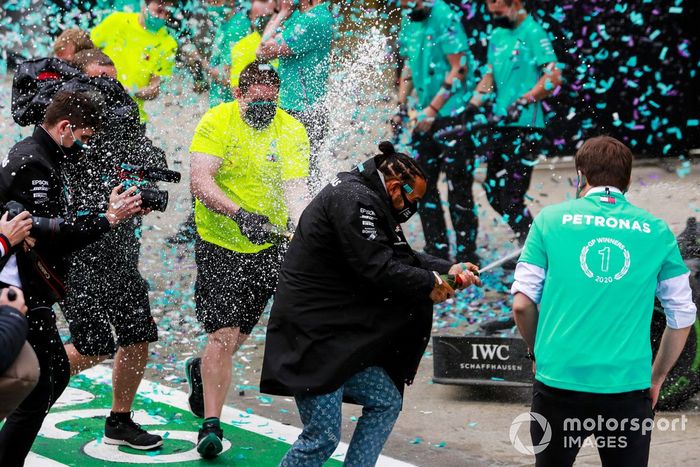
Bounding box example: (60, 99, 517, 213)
(580, 237, 631, 281)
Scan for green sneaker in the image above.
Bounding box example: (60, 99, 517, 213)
(197, 422, 224, 459)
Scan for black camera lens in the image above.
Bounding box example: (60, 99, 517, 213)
(140, 188, 169, 212)
(31, 217, 63, 239)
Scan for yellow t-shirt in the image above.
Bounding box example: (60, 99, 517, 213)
(230, 31, 279, 88)
(189, 101, 310, 253)
(91, 12, 178, 122)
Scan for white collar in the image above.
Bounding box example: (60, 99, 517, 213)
(585, 186, 623, 198)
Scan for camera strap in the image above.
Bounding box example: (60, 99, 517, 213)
(25, 249, 66, 301)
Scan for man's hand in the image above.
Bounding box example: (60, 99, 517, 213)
(23, 236, 36, 252)
(454, 272, 482, 289)
(448, 262, 482, 289)
(232, 208, 271, 244)
(0, 286, 27, 315)
(0, 211, 33, 246)
(505, 97, 530, 123)
(448, 262, 479, 276)
(106, 185, 142, 226)
(429, 274, 455, 303)
(415, 107, 437, 133)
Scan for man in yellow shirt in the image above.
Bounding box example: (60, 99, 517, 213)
(184, 61, 310, 459)
(91, 0, 179, 122)
(229, 0, 277, 89)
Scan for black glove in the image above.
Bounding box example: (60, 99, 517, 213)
(232, 208, 271, 244)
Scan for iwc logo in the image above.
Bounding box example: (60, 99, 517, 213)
(580, 237, 631, 284)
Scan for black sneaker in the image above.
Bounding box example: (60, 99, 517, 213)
(104, 416, 163, 450)
(197, 422, 224, 459)
(185, 356, 205, 418)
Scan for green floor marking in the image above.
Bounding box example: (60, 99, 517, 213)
(11, 365, 413, 467)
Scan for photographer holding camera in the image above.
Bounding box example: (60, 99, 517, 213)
(0, 90, 142, 467)
(59, 48, 177, 451)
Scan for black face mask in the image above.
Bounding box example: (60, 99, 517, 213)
(492, 15, 515, 29)
(391, 184, 419, 223)
(254, 15, 272, 33)
(408, 7, 430, 22)
(243, 101, 277, 130)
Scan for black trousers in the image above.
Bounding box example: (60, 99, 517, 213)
(411, 116, 478, 263)
(0, 307, 70, 466)
(481, 127, 542, 241)
(531, 380, 654, 467)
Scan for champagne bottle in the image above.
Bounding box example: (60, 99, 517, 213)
(440, 274, 464, 289)
(262, 223, 293, 243)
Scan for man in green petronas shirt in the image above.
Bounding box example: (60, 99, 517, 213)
(512, 136, 696, 467)
(469, 0, 562, 250)
(257, 0, 335, 191)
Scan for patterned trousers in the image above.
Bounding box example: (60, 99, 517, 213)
(280, 366, 402, 467)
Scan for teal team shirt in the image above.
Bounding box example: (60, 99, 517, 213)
(210, 11, 251, 107)
(399, 0, 474, 118)
(488, 15, 557, 128)
(520, 190, 688, 393)
(280, 3, 335, 112)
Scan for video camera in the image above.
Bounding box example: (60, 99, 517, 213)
(4, 201, 63, 239)
(118, 164, 181, 212)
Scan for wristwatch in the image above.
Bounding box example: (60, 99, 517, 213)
(525, 350, 535, 362)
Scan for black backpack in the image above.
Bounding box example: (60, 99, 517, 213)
(11, 57, 83, 126)
(11, 57, 141, 130)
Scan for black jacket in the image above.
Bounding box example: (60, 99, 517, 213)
(0, 305, 27, 374)
(0, 126, 110, 308)
(260, 157, 451, 398)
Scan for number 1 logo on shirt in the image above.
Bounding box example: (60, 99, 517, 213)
(580, 237, 631, 283)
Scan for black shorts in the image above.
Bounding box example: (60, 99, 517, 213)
(60, 259, 157, 357)
(195, 238, 282, 335)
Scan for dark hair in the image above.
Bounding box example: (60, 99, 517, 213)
(43, 91, 101, 130)
(72, 48, 114, 73)
(575, 136, 633, 191)
(239, 60, 281, 95)
(53, 28, 94, 56)
(374, 141, 426, 185)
